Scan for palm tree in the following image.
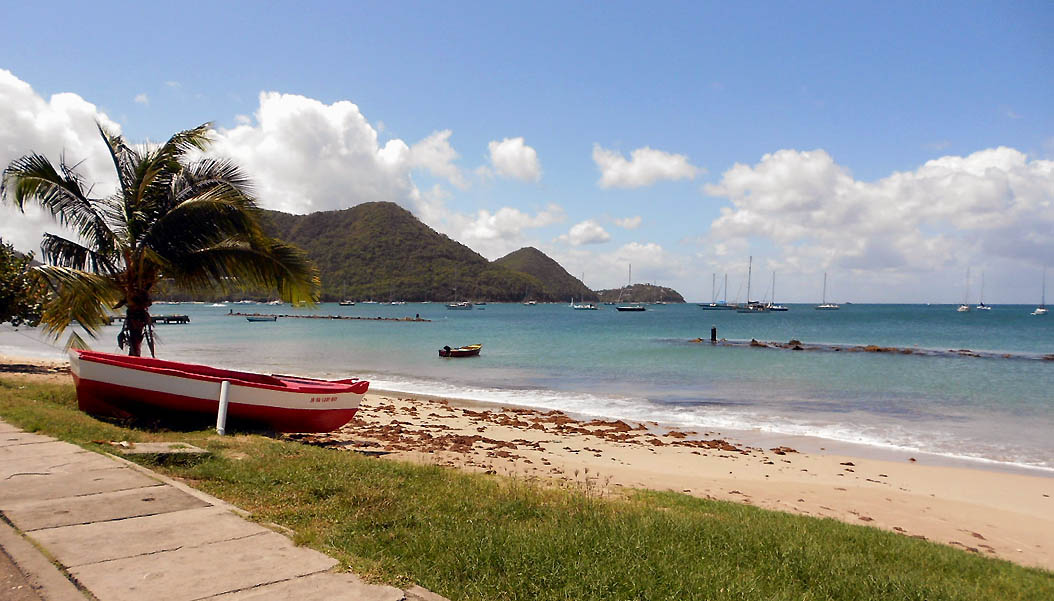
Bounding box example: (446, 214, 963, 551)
(1, 123, 319, 356)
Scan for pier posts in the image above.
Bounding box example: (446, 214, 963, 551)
(711, 326, 717, 343)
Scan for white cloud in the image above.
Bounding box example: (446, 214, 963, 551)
(461, 204, 564, 241)
(592, 144, 699, 189)
(0, 70, 120, 254)
(408, 129, 467, 189)
(416, 201, 565, 259)
(486, 137, 541, 182)
(208, 91, 420, 214)
(703, 147, 1054, 274)
(164, 81, 181, 88)
(560, 220, 611, 245)
(615, 216, 642, 230)
(134, 93, 149, 105)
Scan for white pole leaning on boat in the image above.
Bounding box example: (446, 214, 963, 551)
(216, 380, 231, 435)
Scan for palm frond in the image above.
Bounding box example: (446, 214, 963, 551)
(171, 157, 254, 205)
(143, 188, 261, 260)
(159, 123, 212, 161)
(1, 153, 120, 257)
(40, 233, 118, 274)
(162, 240, 319, 305)
(31, 266, 122, 340)
(64, 331, 92, 351)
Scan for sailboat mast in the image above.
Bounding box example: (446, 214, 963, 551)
(822, 272, 828, 305)
(746, 256, 752, 303)
(724, 273, 728, 305)
(712, 273, 716, 304)
(772, 271, 776, 305)
(963, 267, 970, 306)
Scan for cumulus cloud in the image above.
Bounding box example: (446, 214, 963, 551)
(484, 137, 542, 182)
(134, 93, 149, 105)
(615, 216, 642, 230)
(208, 91, 420, 214)
(408, 129, 468, 189)
(460, 204, 564, 241)
(560, 220, 611, 245)
(592, 144, 699, 188)
(0, 70, 120, 254)
(703, 148, 1054, 274)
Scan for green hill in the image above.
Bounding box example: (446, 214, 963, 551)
(159, 202, 683, 303)
(596, 283, 685, 303)
(493, 247, 596, 302)
(259, 202, 544, 302)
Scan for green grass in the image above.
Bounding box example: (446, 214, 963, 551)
(2, 376, 1052, 600)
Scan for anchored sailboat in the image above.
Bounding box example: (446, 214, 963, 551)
(617, 263, 645, 311)
(1033, 268, 1048, 316)
(957, 268, 971, 312)
(699, 273, 735, 310)
(976, 271, 991, 311)
(737, 256, 767, 313)
(815, 272, 840, 310)
(768, 271, 788, 311)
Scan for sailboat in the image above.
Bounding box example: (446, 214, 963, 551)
(616, 264, 645, 311)
(446, 268, 472, 310)
(815, 272, 840, 310)
(957, 268, 971, 312)
(1033, 268, 1048, 316)
(338, 281, 355, 306)
(522, 283, 536, 305)
(699, 273, 734, 310)
(768, 271, 788, 311)
(737, 256, 767, 313)
(976, 271, 991, 311)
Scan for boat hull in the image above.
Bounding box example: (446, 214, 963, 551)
(438, 344, 482, 358)
(69, 351, 365, 432)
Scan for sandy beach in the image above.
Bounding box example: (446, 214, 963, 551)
(3, 354, 1052, 572)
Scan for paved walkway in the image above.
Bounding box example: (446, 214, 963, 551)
(0, 420, 447, 601)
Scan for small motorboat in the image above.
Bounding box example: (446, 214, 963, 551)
(438, 343, 482, 358)
(616, 304, 646, 312)
(68, 350, 367, 432)
(246, 315, 278, 322)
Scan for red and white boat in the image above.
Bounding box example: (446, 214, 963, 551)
(68, 350, 367, 432)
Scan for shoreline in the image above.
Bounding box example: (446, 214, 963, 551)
(2, 353, 1052, 571)
(365, 385, 1054, 479)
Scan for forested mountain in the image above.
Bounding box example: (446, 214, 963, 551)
(260, 202, 545, 302)
(159, 202, 683, 302)
(595, 284, 685, 303)
(493, 247, 596, 301)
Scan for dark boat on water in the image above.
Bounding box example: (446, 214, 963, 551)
(439, 343, 482, 357)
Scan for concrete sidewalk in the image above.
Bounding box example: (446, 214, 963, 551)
(0, 420, 447, 601)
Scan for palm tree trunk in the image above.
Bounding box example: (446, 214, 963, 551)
(124, 292, 152, 357)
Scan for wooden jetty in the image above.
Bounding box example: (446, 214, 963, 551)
(229, 312, 430, 323)
(106, 315, 190, 325)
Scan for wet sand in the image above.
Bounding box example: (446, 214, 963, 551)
(3, 354, 1052, 571)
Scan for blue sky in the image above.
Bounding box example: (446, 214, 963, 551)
(1, 2, 1052, 303)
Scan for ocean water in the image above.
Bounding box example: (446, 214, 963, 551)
(3, 302, 1052, 471)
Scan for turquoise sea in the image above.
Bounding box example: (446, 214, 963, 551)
(3, 302, 1052, 471)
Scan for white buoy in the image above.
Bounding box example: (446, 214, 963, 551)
(216, 380, 231, 435)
